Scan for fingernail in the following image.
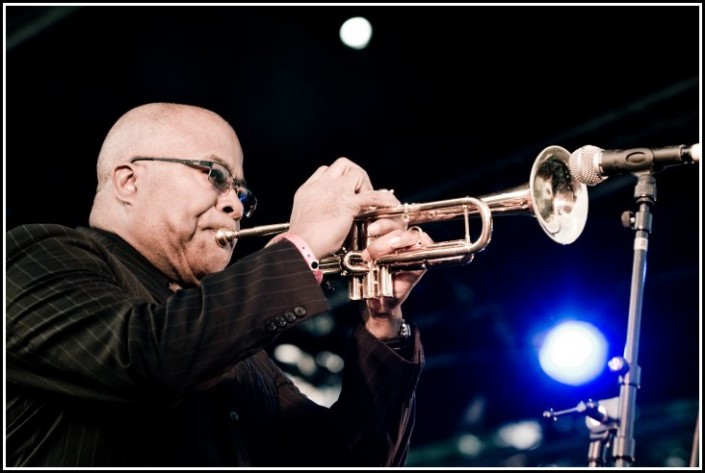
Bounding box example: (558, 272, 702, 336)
(389, 236, 401, 248)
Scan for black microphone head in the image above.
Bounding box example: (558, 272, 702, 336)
(569, 145, 605, 186)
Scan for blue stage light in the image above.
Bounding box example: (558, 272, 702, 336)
(538, 321, 608, 386)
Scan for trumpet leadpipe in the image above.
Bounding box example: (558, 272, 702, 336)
(216, 223, 291, 247)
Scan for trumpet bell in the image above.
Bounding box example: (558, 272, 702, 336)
(530, 145, 588, 244)
(478, 145, 588, 245)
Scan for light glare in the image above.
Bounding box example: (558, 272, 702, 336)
(539, 321, 608, 386)
(340, 17, 373, 50)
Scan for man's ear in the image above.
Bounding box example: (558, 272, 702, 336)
(113, 164, 138, 203)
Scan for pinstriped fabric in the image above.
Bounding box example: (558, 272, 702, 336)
(6, 223, 424, 467)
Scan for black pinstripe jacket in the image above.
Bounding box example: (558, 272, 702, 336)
(6, 224, 424, 467)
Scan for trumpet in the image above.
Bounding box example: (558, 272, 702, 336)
(216, 145, 588, 299)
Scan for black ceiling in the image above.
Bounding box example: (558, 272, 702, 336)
(5, 4, 701, 467)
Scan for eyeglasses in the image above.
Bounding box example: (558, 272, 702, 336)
(130, 157, 258, 217)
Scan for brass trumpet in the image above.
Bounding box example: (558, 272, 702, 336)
(216, 145, 588, 299)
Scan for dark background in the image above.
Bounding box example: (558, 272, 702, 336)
(5, 4, 701, 467)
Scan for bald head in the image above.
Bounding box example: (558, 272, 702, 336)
(87, 102, 247, 282)
(95, 103, 236, 189)
(88, 103, 245, 253)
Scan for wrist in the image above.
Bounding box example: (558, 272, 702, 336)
(364, 312, 399, 338)
(366, 316, 409, 339)
(270, 232, 323, 284)
(381, 319, 412, 350)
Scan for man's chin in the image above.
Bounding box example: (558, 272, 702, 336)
(193, 260, 229, 282)
(192, 236, 234, 276)
(207, 250, 233, 272)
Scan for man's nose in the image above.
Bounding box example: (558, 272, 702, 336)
(217, 187, 245, 219)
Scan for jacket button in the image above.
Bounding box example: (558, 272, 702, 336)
(284, 311, 297, 322)
(265, 319, 278, 332)
(275, 315, 287, 327)
(293, 306, 306, 317)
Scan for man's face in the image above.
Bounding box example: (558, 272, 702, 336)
(129, 111, 248, 285)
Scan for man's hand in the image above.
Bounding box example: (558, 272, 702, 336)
(288, 158, 400, 260)
(360, 220, 433, 340)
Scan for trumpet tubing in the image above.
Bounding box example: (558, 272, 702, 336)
(216, 145, 588, 299)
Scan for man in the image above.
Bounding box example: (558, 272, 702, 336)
(6, 102, 430, 466)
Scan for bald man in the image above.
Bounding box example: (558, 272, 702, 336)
(6, 103, 430, 467)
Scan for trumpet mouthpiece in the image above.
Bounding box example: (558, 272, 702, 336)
(216, 228, 236, 247)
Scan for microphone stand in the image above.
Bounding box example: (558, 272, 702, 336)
(610, 171, 656, 467)
(542, 172, 656, 467)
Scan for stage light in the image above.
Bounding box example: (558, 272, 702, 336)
(457, 433, 483, 458)
(495, 420, 543, 450)
(339, 16, 372, 50)
(272, 343, 317, 376)
(538, 321, 608, 386)
(316, 350, 344, 373)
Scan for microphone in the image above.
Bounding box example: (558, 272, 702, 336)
(569, 143, 701, 186)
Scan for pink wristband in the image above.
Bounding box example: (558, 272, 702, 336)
(272, 232, 323, 284)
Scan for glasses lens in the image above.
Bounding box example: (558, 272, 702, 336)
(208, 162, 257, 217)
(207, 164, 230, 192)
(239, 189, 258, 218)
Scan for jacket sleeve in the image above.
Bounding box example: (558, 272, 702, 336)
(268, 323, 424, 467)
(6, 224, 331, 402)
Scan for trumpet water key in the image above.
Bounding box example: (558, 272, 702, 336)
(216, 145, 589, 299)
